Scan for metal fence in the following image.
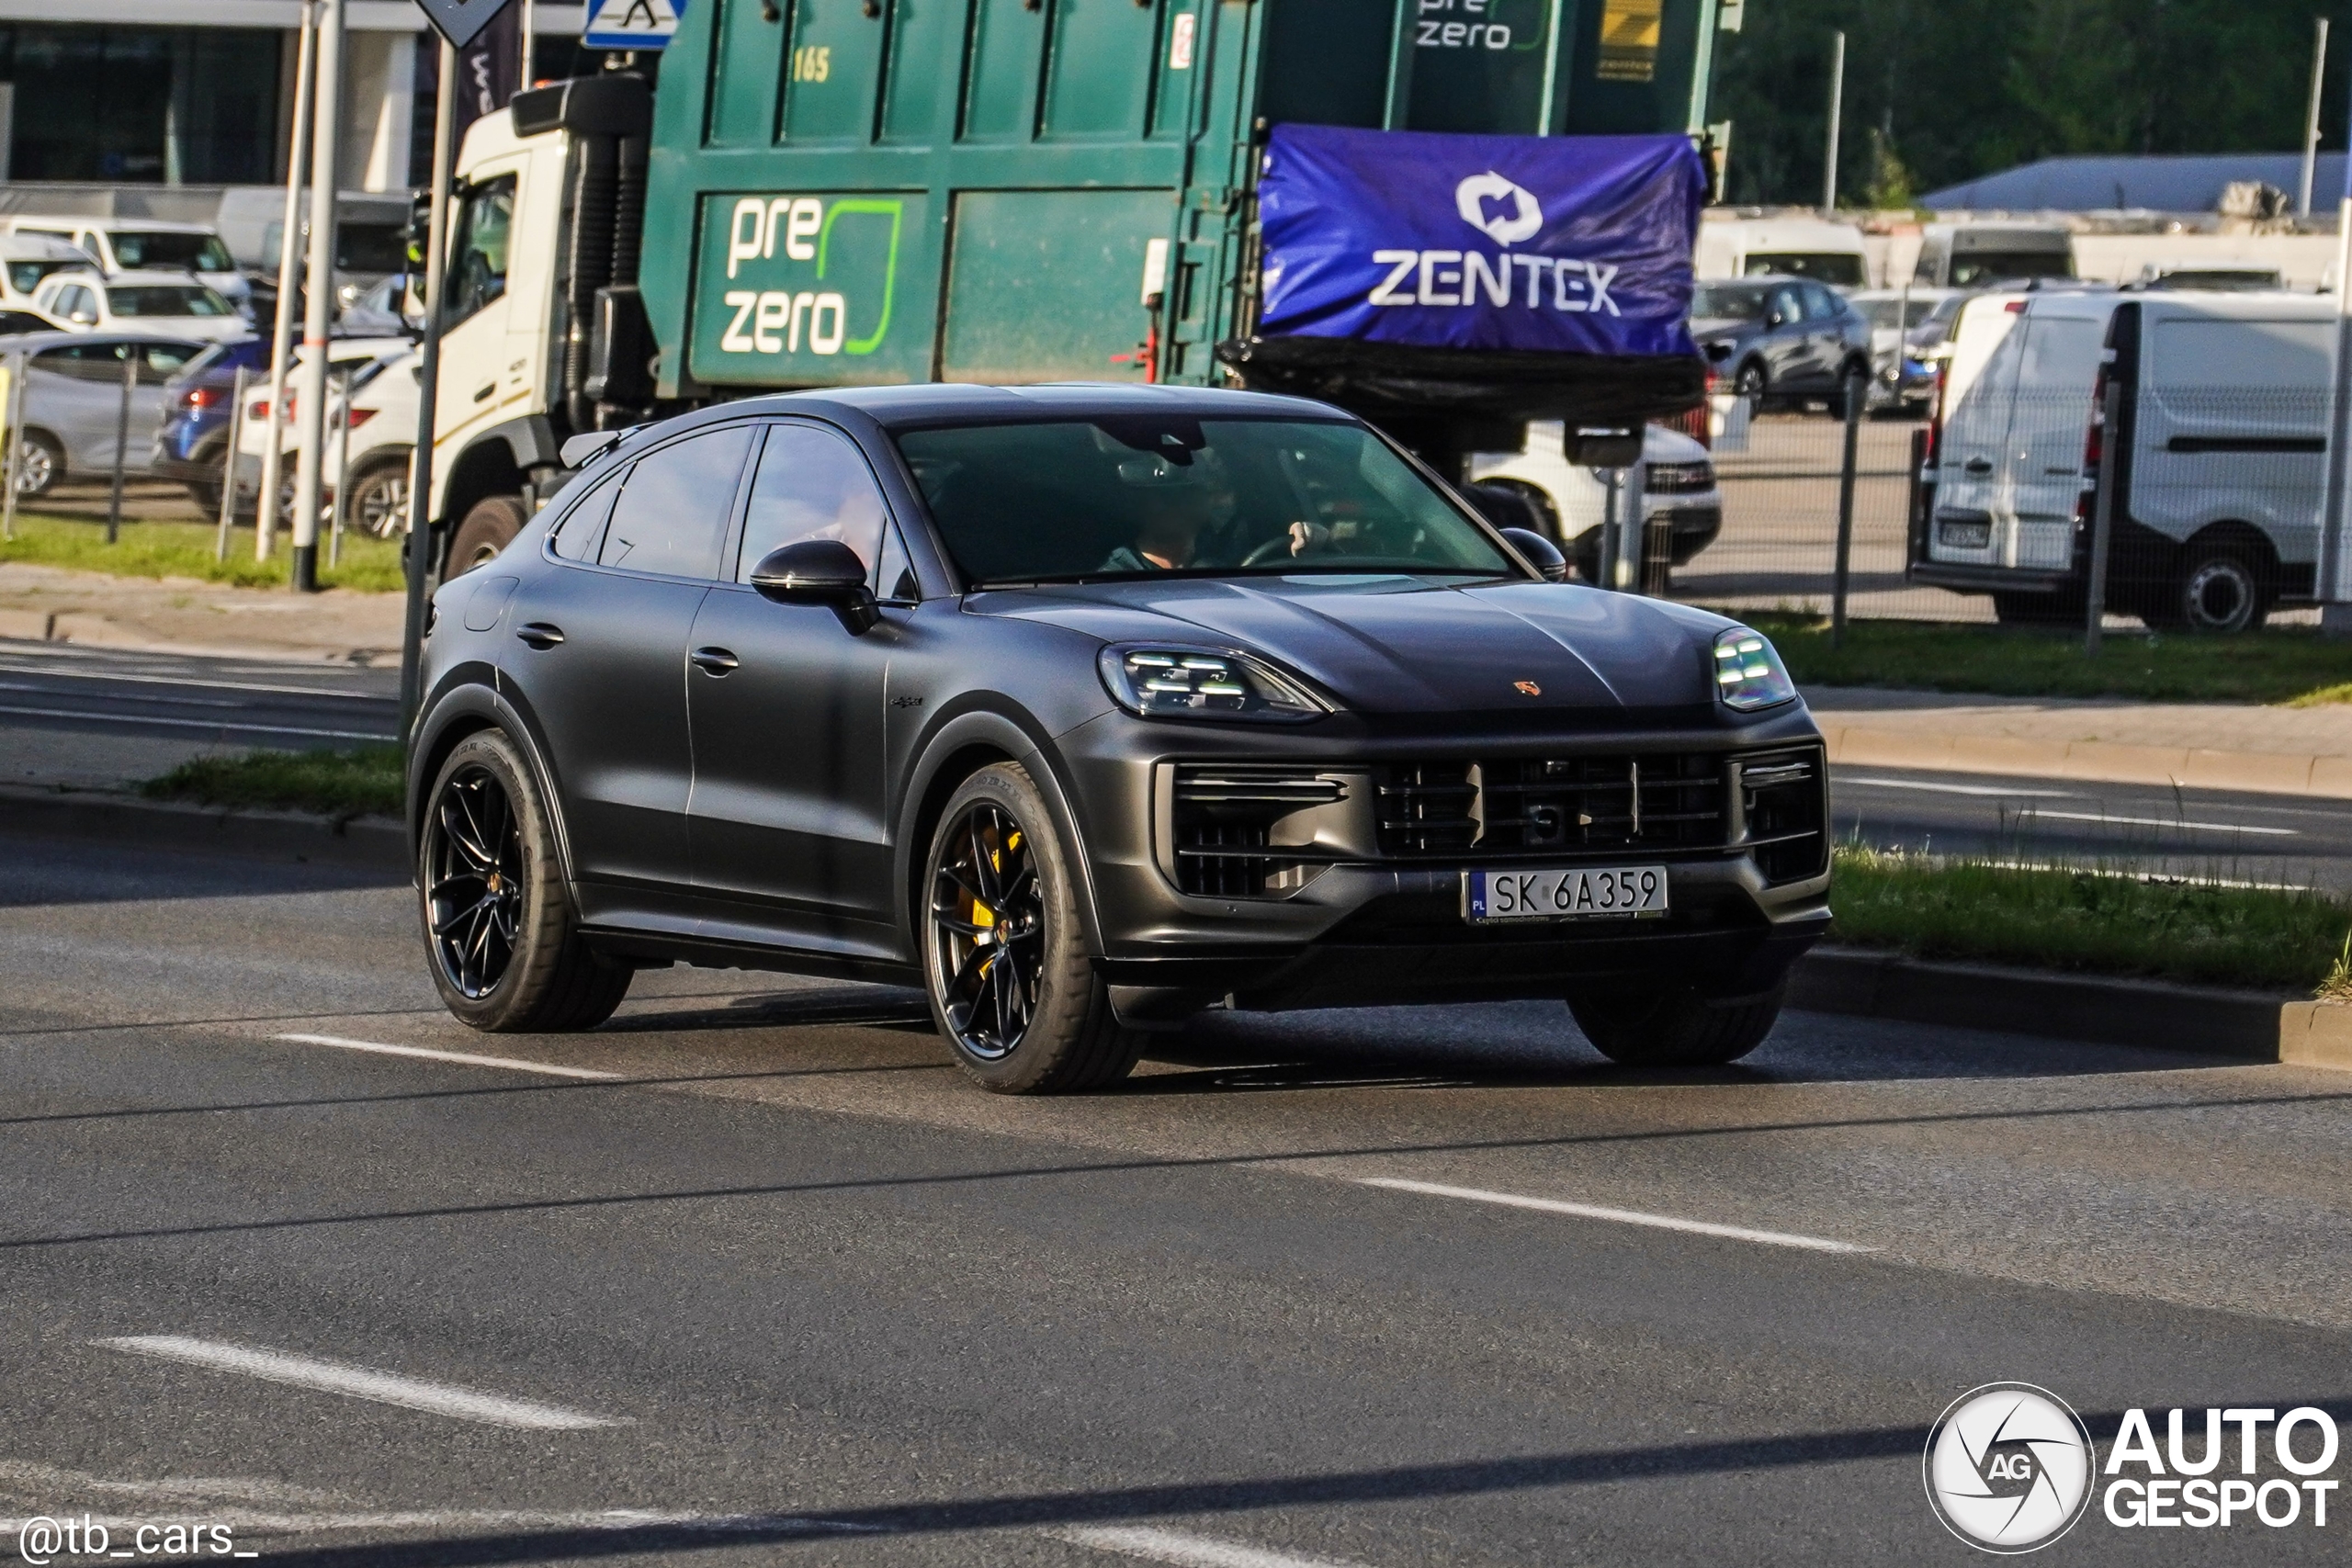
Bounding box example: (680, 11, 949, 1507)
(1644, 388, 2326, 633)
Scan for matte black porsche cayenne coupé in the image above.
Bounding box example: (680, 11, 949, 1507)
(408, 385, 1828, 1092)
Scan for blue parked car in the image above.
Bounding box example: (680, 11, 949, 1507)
(152, 336, 266, 513)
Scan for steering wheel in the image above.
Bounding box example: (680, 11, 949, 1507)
(1240, 536, 1297, 568)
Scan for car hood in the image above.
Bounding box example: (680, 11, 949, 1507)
(967, 575, 1733, 716)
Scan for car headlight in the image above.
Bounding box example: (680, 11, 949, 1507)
(1098, 645, 1329, 723)
(1713, 626, 1796, 711)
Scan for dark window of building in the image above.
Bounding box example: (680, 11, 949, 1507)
(0, 24, 283, 185)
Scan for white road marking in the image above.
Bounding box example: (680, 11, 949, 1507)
(1357, 1177, 1871, 1255)
(2018, 808, 2296, 836)
(0, 664, 393, 702)
(1838, 776, 2077, 798)
(274, 1032, 621, 1080)
(95, 1337, 621, 1430)
(1054, 1525, 1374, 1568)
(0, 705, 391, 740)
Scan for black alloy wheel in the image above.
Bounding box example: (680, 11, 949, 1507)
(416, 729, 632, 1031)
(929, 800, 1046, 1059)
(425, 762, 527, 999)
(1733, 361, 1768, 401)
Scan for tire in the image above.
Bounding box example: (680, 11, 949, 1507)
(1733, 361, 1769, 403)
(1991, 591, 2079, 626)
(1567, 982, 1786, 1067)
(14, 430, 62, 497)
(419, 729, 632, 1032)
(447, 493, 526, 578)
(922, 761, 1145, 1094)
(2149, 542, 2270, 635)
(345, 456, 412, 539)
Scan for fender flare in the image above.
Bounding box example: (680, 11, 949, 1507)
(407, 673, 581, 893)
(894, 706, 1108, 962)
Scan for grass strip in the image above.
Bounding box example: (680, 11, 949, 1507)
(141, 744, 404, 819)
(1828, 842, 2352, 994)
(0, 513, 403, 592)
(1720, 610, 2352, 705)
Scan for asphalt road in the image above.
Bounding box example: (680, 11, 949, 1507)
(1835, 765, 2352, 891)
(5, 829, 2351, 1564)
(0, 638, 400, 789)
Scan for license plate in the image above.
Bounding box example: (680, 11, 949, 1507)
(1938, 518, 1992, 549)
(1464, 865, 1669, 923)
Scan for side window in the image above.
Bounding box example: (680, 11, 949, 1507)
(1912, 251, 1938, 286)
(598, 425, 755, 578)
(551, 466, 627, 561)
(138, 343, 198, 383)
(1803, 283, 1839, 320)
(734, 423, 890, 582)
(1769, 286, 1804, 323)
(446, 175, 516, 330)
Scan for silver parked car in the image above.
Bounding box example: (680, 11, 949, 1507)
(4, 331, 208, 497)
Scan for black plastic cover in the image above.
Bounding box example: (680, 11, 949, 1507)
(1215, 335, 1705, 429)
(511, 73, 652, 139)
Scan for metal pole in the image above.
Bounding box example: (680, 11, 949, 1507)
(214, 364, 250, 560)
(1831, 371, 1862, 647)
(1823, 30, 1846, 212)
(107, 347, 134, 545)
(401, 37, 459, 737)
(329, 364, 352, 570)
(520, 0, 536, 92)
(1596, 468, 1622, 589)
(1617, 456, 1646, 592)
(2086, 378, 2123, 656)
(2320, 145, 2352, 610)
(257, 0, 317, 562)
(0, 350, 23, 544)
(2303, 18, 2331, 220)
(290, 0, 345, 593)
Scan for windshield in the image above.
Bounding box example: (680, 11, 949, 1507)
(1690, 283, 1772, 321)
(896, 418, 1517, 587)
(6, 258, 82, 294)
(337, 223, 408, 273)
(109, 285, 232, 317)
(1951, 251, 2073, 288)
(2146, 269, 2280, 292)
(1741, 252, 1866, 288)
(109, 231, 235, 272)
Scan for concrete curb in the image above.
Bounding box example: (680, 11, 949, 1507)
(1791, 945, 2350, 1067)
(4, 789, 2346, 1068)
(1822, 722, 2352, 800)
(0, 784, 407, 872)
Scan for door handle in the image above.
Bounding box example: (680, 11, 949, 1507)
(690, 646, 740, 675)
(473, 382, 495, 403)
(1963, 457, 1994, 475)
(515, 622, 564, 649)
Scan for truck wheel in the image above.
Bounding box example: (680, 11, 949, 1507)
(447, 494, 526, 578)
(1567, 983, 1785, 1067)
(922, 761, 1145, 1094)
(420, 729, 632, 1032)
(2153, 544, 2269, 634)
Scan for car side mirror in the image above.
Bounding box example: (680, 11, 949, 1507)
(749, 538, 879, 634)
(1765, 310, 1787, 328)
(69, 310, 96, 326)
(1499, 526, 1570, 583)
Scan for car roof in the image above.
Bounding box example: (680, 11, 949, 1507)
(708, 381, 1352, 432)
(103, 270, 222, 288)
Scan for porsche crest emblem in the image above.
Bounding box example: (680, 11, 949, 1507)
(1514, 681, 1542, 697)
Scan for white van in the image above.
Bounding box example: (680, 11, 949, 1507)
(0, 218, 249, 312)
(1914, 290, 2328, 631)
(1910, 223, 2074, 290)
(1695, 216, 1871, 290)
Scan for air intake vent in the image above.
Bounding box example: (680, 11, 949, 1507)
(1375, 754, 1725, 859)
(1740, 748, 1826, 884)
(1170, 765, 1347, 897)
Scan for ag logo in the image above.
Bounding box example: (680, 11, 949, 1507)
(1924, 1383, 2095, 1553)
(1453, 171, 1543, 247)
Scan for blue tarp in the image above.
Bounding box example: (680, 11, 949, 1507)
(1256, 124, 1705, 361)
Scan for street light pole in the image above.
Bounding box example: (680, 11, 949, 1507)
(256, 0, 317, 562)
(401, 38, 459, 738)
(1822, 30, 1846, 212)
(290, 0, 345, 592)
(2302, 18, 2331, 220)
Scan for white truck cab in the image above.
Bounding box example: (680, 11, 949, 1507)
(1695, 215, 1871, 290)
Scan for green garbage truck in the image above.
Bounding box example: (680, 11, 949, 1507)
(426, 0, 1731, 569)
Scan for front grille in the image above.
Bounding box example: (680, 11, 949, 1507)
(1376, 753, 1726, 858)
(1171, 764, 1348, 897)
(1740, 748, 1827, 884)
